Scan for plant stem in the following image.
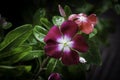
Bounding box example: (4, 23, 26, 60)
(51, 59, 58, 73)
(33, 56, 50, 80)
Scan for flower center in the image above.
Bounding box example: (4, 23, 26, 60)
(57, 35, 74, 52)
(78, 16, 87, 22)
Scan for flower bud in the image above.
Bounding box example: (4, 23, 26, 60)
(58, 5, 66, 17)
(79, 57, 87, 63)
(48, 73, 62, 80)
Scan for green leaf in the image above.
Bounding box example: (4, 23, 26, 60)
(114, 4, 120, 15)
(0, 46, 32, 64)
(0, 65, 32, 76)
(46, 58, 57, 76)
(0, 45, 30, 59)
(0, 65, 31, 72)
(40, 18, 53, 30)
(0, 65, 16, 69)
(22, 65, 32, 72)
(34, 25, 48, 34)
(0, 24, 33, 51)
(33, 25, 47, 43)
(9, 46, 32, 64)
(26, 34, 38, 46)
(52, 16, 65, 26)
(89, 28, 97, 38)
(2, 22, 12, 29)
(33, 8, 46, 25)
(21, 50, 44, 61)
(64, 5, 72, 18)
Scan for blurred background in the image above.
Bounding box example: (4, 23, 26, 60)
(0, 0, 120, 80)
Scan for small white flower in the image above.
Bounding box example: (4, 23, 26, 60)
(79, 57, 87, 63)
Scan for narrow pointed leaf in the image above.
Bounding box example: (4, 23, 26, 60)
(64, 5, 72, 18)
(0, 45, 30, 59)
(0, 65, 32, 76)
(0, 24, 33, 51)
(0, 46, 32, 64)
(89, 28, 97, 38)
(34, 25, 48, 34)
(21, 50, 44, 61)
(33, 25, 47, 43)
(33, 8, 46, 25)
(40, 18, 53, 30)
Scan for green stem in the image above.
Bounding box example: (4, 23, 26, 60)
(33, 56, 50, 80)
(51, 59, 58, 73)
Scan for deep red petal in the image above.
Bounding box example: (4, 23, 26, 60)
(80, 21, 94, 34)
(44, 26, 62, 44)
(60, 20, 78, 38)
(72, 34, 88, 52)
(61, 50, 79, 65)
(88, 14, 97, 25)
(45, 44, 62, 59)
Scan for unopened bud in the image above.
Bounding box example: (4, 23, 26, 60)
(58, 5, 66, 17)
(79, 57, 87, 63)
(48, 73, 62, 80)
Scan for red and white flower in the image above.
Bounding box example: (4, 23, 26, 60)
(68, 13, 97, 34)
(44, 20, 88, 65)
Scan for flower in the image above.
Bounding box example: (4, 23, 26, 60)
(44, 20, 88, 65)
(48, 73, 61, 80)
(68, 13, 97, 34)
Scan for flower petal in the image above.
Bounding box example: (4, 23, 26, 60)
(68, 14, 78, 21)
(88, 14, 97, 25)
(78, 13, 87, 17)
(80, 21, 94, 34)
(45, 44, 62, 59)
(44, 26, 62, 44)
(60, 20, 78, 38)
(72, 34, 88, 52)
(48, 73, 61, 80)
(75, 20, 82, 27)
(61, 50, 79, 65)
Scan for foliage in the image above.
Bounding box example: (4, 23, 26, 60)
(0, 0, 119, 80)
